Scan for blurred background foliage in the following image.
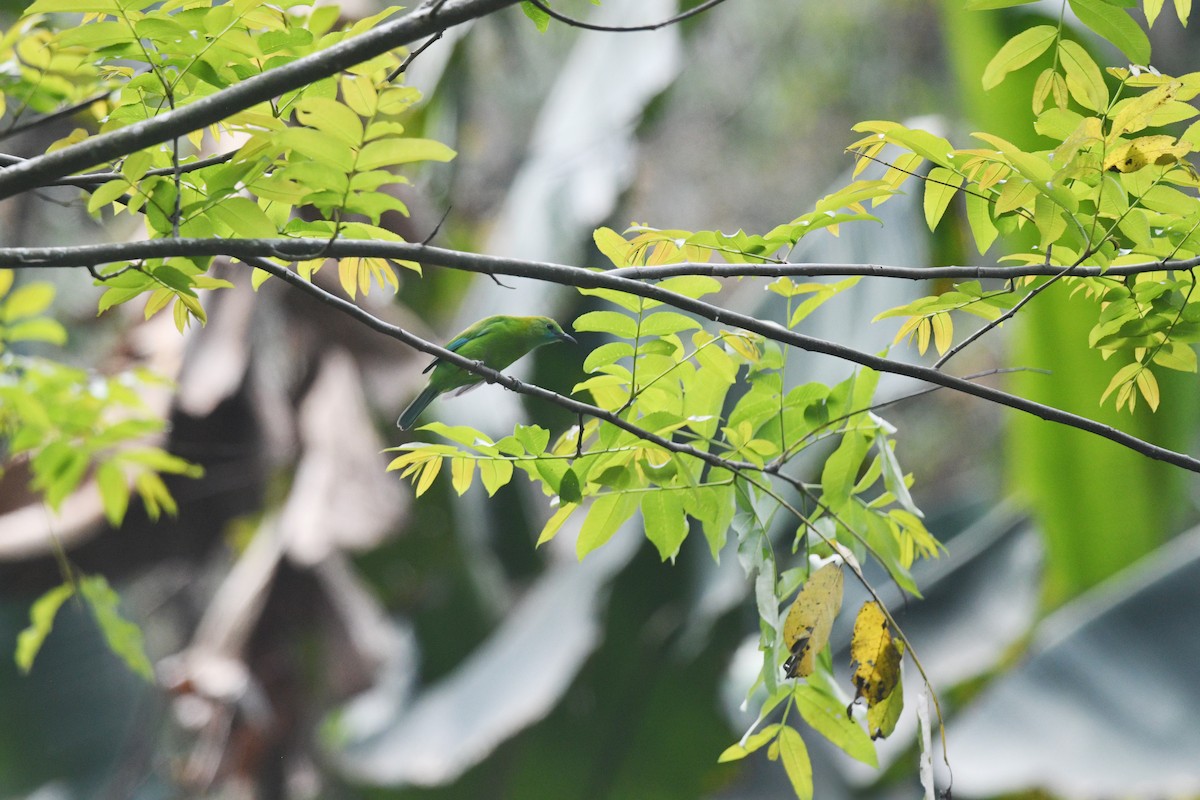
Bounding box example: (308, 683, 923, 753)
(1, 1, 1200, 798)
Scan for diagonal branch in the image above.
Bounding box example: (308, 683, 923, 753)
(2, 237, 1198, 472)
(0, 0, 519, 201)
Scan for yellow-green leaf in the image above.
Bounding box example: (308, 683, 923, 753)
(450, 456, 474, 496)
(866, 668, 904, 739)
(479, 458, 514, 496)
(15, 583, 75, 673)
(577, 491, 639, 558)
(537, 502, 578, 546)
(717, 724, 783, 763)
(923, 167, 962, 231)
(78, 575, 153, 680)
(777, 726, 814, 800)
(1059, 39, 1110, 111)
(357, 138, 456, 170)
(982, 26, 1058, 90)
(1135, 365, 1160, 411)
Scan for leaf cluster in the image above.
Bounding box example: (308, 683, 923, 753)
(10, 0, 447, 326)
(850, 8, 1200, 411)
(389, 229, 943, 790)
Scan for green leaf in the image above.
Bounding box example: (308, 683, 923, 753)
(296, 97, 364, 147)
(777, 726, 814, 800)
(584, 341, 634, 372)
(1059, 39, 1110, 111)
(79, 575, 153, 680)
(640, 490, 688, 560)
(793, 682, 878, 766)
(96, 461, 130, 526)
(965, 191, 998, 253)
(717, 723, 783, 763)
(559, 468, 583, 504)
(520, 0, 551, 31)
(638, 311, 700, 336)
(538, 503, 578, 546)
(1068, 0, 1151, 64)
(15, 583, 75, 674)
(923, 167, 962, 231)
(577, 491, 639, 558)
(821, 431, 870, 509)
(4, 318, 68, 345)
(866, 670, 905, 739)
(982, 26, 1057, 91)
(966, 0, 1040, 7)
(573, 310, 639, 339)
(208, 196, 278, 238)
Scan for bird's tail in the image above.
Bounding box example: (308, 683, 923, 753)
(397, 385, 440, 430)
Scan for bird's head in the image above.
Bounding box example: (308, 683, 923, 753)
(530, 316, 578, 346)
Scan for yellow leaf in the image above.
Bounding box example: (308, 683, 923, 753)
(1104, 135, 1190, 173)
(415, 456, 442, 497)
(916, 317, 931, 355)
(723, 332, 761, 362)
(782, 562, 845, 678)
(931, 312, 953, 355)
(450, 456, 474, 495)
(892, 315, 923, 348)
(850, 601, 902, 707)
(339, 257, 359, 299)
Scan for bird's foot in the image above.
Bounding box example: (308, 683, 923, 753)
(474, 360, 496, 383)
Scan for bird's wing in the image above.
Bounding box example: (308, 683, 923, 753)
(421, 317, 502, 373)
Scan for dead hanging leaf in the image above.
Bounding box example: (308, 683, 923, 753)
(1104, 135, 1191, 173)
(781, 562, 844, 678)
(849, 601, 902, 713)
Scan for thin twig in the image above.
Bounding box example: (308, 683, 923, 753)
(525, 0, 729, 32)
(386, 32, 443, 82)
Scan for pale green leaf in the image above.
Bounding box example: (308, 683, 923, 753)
(793, 682, 878, 766)
(96, 461, 130, 526)
(641, 490, 688, 561)
(1059, 39, 1110, 111)
(982, 26, 1058, 91)
(923, 167, 962, 231)
(577, 491, 639, 558)
(357, 138, 456, 170)
(777, 726, 814, 800)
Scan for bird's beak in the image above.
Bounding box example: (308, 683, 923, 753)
(558, 330, 578, 345)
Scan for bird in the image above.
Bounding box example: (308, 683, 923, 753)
(397, 314, 577, 430)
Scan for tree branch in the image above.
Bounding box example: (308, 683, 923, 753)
(0, 0, 520, 201)
(3, 239, 1196, 280)
(4, 237, 1199, 472)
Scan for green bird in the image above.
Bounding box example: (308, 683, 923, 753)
(397, 314, 577, 430)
